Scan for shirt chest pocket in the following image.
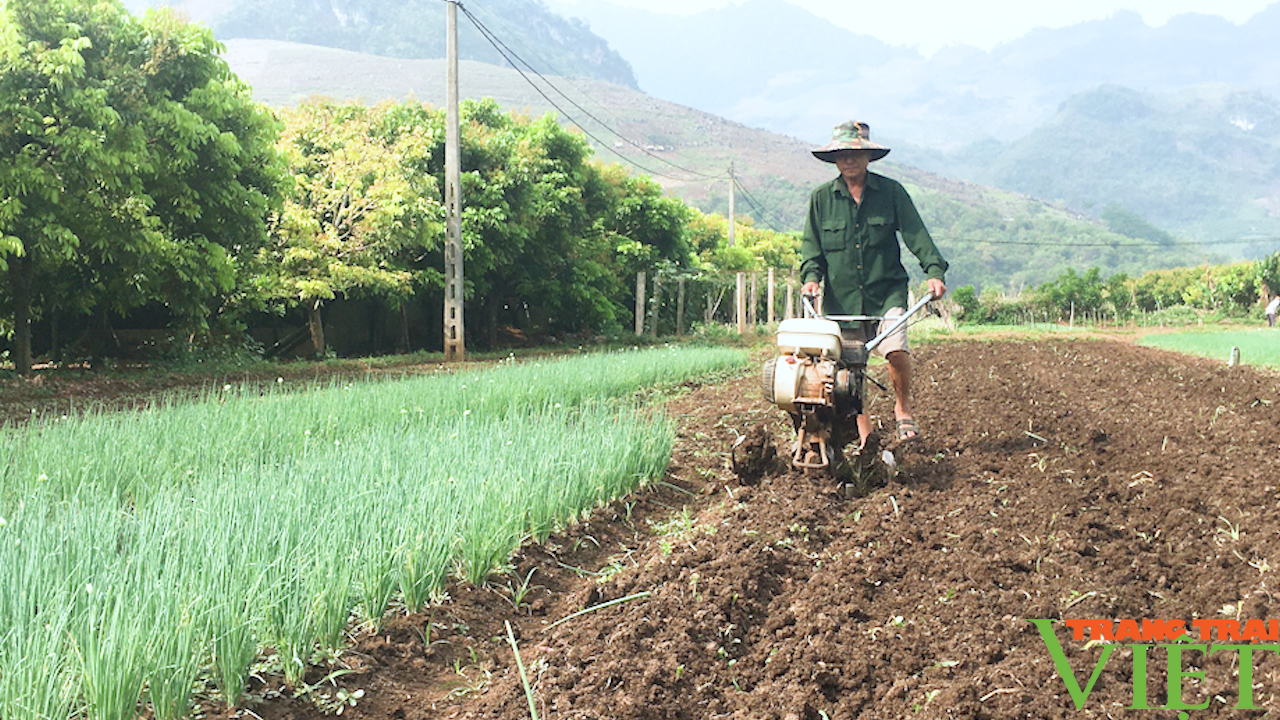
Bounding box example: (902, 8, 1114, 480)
(819, 219, 847, 251)
(865, 215, 894, 245)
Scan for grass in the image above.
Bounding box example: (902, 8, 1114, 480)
(1136, 328, 1280, 367)
(0, 345, 747, 720)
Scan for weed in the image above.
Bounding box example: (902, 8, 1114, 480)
(1218, 516, 1243, 542)
(505, 568, 539, 610)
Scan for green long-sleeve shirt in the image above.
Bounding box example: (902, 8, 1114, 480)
(800, 172, 948, 317)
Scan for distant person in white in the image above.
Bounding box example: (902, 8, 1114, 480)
(1267, 294, 1280, 328)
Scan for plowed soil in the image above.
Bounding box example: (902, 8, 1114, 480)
(30, 338, 1280, 719)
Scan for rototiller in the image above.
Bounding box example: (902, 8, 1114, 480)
(758, 291, 935, 489)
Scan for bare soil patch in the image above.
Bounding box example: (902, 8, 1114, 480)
(22, 339, 1280, 719)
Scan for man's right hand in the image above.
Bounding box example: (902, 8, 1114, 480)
(801, 281, 821, 297)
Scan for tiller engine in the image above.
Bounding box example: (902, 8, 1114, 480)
(761, 292, 934, 485)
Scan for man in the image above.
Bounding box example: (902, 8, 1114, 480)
(800, 121, 948, 454)
(1267, 293, 1279, 328)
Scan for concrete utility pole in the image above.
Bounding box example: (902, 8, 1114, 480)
(443, 0, 465, 361)
(727, 161, 736, 248)
(730, 162, 745, 333)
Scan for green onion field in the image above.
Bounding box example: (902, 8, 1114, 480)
(0, 346, 746, 719)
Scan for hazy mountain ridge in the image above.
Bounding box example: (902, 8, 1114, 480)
(553, 0, 1280, 248)
(127, 0, 1279, 251)
(906, 84, 1280, 246)
(214, 39, 1210, 292)
(125, 0, 639, 88)
(557, 0, 1280, 150)
(546, 0, 915, 118)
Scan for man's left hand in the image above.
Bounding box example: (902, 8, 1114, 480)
(927, 278, 947, 299)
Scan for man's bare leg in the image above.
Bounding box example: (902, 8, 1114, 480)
(856, 413, 874, 447)
(886, 350, 917, 440)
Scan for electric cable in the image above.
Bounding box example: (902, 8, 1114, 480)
(732, 177, 794, 233)
(457, 3, 725, 183)
(462, 0, 692, 168)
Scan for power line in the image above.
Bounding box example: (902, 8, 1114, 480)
(462, 0, 648, 142)
(457, 3, 724, 183)
(732, 177, 794, 233)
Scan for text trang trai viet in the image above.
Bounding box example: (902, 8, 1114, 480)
(1029, 618, 1280, 713)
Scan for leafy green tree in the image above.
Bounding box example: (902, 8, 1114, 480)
(1035, 267, 1105, 318)
(1182, 262, 1260, 311)
(1256, 251, 1280, 298)
(261, 99, 442, 356)
(1103, 272, 1133, 317)
(0, 0, 144, 373)
(128, 10, 288, 332)
(458, 105, 695, 345)
(1131, 266, 1198, 312)
(0, 0, 285, 372)
(951, 285, 981, 319)
(686, 209, 798, 273)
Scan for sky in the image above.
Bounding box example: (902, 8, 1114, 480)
(558, 0, 1277, 55)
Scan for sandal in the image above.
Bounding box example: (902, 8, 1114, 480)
(896, 417, 920, 443)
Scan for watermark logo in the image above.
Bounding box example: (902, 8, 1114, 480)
(1030, 618, 1280, 714)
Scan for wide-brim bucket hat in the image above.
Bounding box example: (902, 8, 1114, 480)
(811, 121, 890, 163)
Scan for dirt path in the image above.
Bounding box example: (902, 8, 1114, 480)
(174, 340, 1280, 718)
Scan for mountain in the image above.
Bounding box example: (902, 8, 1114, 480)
(556, 0, 1280, 149)
(908, 84, 1280, 248)
(125, 0, 639, 88)
(217, 39, 1209, 292)
(545, 0, 915, 125)
(555, 0, 1280, 251)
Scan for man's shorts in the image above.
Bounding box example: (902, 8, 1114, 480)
(839, 307, 908, 358)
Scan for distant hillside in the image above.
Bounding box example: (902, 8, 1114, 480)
(221, 39, 1209, 292)
(557, 0, 1280, 149)
(908, 84, 1280, 250)
(547, 0, 914, 123)
(127, 0, 638, 88)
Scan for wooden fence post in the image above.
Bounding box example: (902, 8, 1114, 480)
(676, 277, 686, 336)
(650, 273, 662, 338)
(786, 270, 796, 319)
(748, 272, 758, 327)
(767, 268, 776, 324)
(635, 271, 646, 336)
(736, 271, 746, 334)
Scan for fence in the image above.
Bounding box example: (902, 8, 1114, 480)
(631, 269, 802, 337)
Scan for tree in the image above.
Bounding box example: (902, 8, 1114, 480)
(261, 99, 443, 356)
(951, 285, 981, 320)
(0, 0, 146, 373)
(128, 9, 287, 333)
(1035, 267, 1105, 319)
(1257, 251, 1280, 299)
(0, 0, 286, 372)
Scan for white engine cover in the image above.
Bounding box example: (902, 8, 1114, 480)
(776, 318, 842, 358)
(770, 356, 804, 412)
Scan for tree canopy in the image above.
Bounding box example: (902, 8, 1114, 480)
(0, 0, 286, 372)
